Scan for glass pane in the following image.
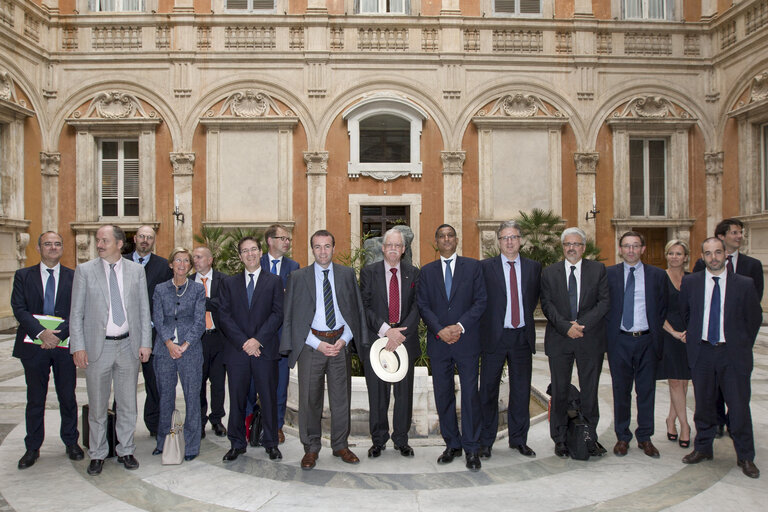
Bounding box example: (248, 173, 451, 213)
(102, 141, 118, 160)
(360, 114, 410, 163)
(495, 0, 517, 13)
(360, 0, 378, 13)
(624, 0, 642, 19)
(123, 160, 139, 198)
(101, 160, 118, 197)
(227, 0, 248, 8)
(253, 0, 274, 8)
(519, 0, 541, 14)
(102, 198, 118, 217)
(648, 140, 666, 216)
(124, 198, 139, 217)
(388, 0, 405, 13)
(647, 0, 665, 19)
(123, 140, 139, 159)
(629, 139, 645, 216)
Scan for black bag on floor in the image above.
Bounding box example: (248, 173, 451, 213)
(248, 408, 264, 447)
(566, 414, 591, 461)
(82, 404, 117, 458)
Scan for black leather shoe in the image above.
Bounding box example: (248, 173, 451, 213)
(738, 459, 760, 479)
(212, 423, 227, 437)
(437, 447, 462, 464)
(368, 444, 384, 458)
(714, 425, 725, 438)
(394, 444, 414, 457)
(514, 444, 536, 457)
(152, 448, 162, 456)
(266, 446, 282, 460)
(87, 459, 104, 475)
(66, 444, 85, 461)
(184, 454, 197, 461)
(117, 454, 139, 470)
(554, 442, 570, 458)
(588, 442, 607, 457)
(18, 449, 39, 470)
(223, 447, 246, 462)
(479, 446, 492, 459)
(465, 453, 481, 472)
(682, 450, 713, 464)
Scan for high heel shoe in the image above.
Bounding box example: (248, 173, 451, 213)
(666, 418, 678, 441)
(678, 438, 690, 448)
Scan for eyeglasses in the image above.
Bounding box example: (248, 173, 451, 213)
(41, 242, 63, 248)
(136, 234, 154, 240)
(272, 236, 292, 243)
(240, 247, 261, 254)
(563, 242, 585, 248)
(498, 235, 521, 242)
(620, 244, 643, 250)
(383, 243, 404, 249)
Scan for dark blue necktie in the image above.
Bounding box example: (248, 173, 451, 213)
(622, 267, 636, 330)
(43, 269, 55, 316)
(444, 259, 453, 299)
(707, 276, 721, 344)
(322, 269, 336, 329)
(270, 259, 278, 275)
(568, 265, 578, 320)
(247, 273, 255, 308)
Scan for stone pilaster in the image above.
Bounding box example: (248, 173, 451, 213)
(574, 152, 599, 239)
(441, 151, 465, 254)
(704, 151, 724, 236)
(304, 151, 328, 261)
(40, 152, 60, 232)
(170, 152, 195, 250)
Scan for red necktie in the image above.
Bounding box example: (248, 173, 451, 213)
(726, 255, 734, 274)
(201, 277, 213, 329)
(389, 268, 400, 324)
(508, 261, 520, 328)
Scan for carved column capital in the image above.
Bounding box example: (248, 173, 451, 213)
(704, 151, 724, 176)
(304, 151, 329, 175)
(574, 152, 599, 174)
(170, 152, 196, 176)
(40, 152, 61, 176)
(441, 151, 466, 175)
(16, 232, 30, 266)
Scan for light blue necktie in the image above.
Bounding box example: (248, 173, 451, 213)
(270, 259, 278, 275)
(707, 276, 721, 344)
(43, 269, 55, 316)
(109, 263, 125, 326)
(247, 273, 255, 308)
(622, 267, 636, 330)
(444, 259, 453, 299)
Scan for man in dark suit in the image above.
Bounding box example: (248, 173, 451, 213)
(360, 228, 420, 458)
(541, 227, 610, 459)
(191, 246, 228, 438)
(416, 224, 487, 471)
(217, 236, 284, 462)
(260, 224, 300, 444)
(11, 231, 84, 469)
(679, 237, 762, 479)
(478, 220, 541, 460)
(692, 218, 764, 437)
(606, 231, 667, 458)
(124, 225, 172, 436)
(280, 230, 365, 470)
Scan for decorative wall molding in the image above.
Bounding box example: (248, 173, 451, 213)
(481, 93, 564, 119)
(40, 152, 61, 177)
(78, 91, 153, 120)
(304, 151, 329, 175)
(170, 152, 196, 176)
(704, 151, 724, 176)
(441, 151, 465, 175)
(612, 95, 692, 119)
(748, 70, 768, 103)
(218, 90, 285, 118)
(574, 152, 599, 175)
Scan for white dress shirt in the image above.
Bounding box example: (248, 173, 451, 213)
(377, 261, 402, 337)
(702, 269, 727, 343)
(501, 254, 525, 329)
(564, 259, 583, 312)
(306, 263, 352, 349)
(102, 257, 129, 337)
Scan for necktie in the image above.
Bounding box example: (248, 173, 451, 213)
(444, 259, 453, 299)
(247, 273, 255, 308)
(389, 268, 400, 324)
(138, 257, 144, 265)
(568, 265, 578, 320)
(508, 261, 520, 328)
(622, 267, 636, 330)
(726, 255, 734, 274)
(707, 276, 721, 344)
(43, 268, 55, 316)
(109, 263, 126, 326)
(270, 259, 279, 275)
(201, 277, 213, 329)
(322, 269, 336, 329)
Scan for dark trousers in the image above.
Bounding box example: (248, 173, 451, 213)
(363, 354, 416, 447)
(431, 352, 481, 453)
(276, 355, 290, 429)
(607, 333, 657, 442)
(479, 328, 532, 447)
(691, 343, 755, 461)
(227, 357, 279, 450)
(21, 347, 79, 450)
(141, 356, 160, 433)
(200, 330, 226, 428)
(548, 346, 603, 444)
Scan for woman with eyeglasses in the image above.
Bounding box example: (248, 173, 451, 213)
(151, 247, 206, 460)
(656, 239, 692, 448)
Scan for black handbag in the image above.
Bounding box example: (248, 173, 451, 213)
(566, 414, 592, 461)
(248, 408, 264, 447)
(82, 404, 117, 458)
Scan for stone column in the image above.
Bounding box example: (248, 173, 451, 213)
(574, 152, 599, 239)
(170, 152, 195, 250)
(441, 151, 465, 253)
(304, 151, 328, 261)
(704, 151, 723, 236)
(40, 152, 61, 233)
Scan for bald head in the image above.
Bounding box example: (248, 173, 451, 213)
(193, 246, 214, 274)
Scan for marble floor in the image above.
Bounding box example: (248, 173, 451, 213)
(0, 327, 766, 512)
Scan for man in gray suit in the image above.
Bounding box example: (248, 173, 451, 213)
(280, 229, 365, 470)
(70, 225, 152, 475)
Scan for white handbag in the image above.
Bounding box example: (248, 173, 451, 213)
(161, 409, 185, 465)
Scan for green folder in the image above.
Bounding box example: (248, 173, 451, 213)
(23, 315, 69, 348)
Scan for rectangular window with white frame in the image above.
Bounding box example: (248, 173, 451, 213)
(100, 139, 139, 218)
(494, 0, 541, 16)
(623, 0, 667, 20)
(89, 0, 145, 11)
(629, 138, 666, 217)
(357, 0, 408, 14)
(225, 0, 275, 11)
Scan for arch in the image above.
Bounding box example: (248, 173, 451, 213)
(715, 60, 768, 148)
(0, 57, 48, 148)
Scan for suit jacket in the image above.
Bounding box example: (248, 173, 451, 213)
(125, 252, 173, 314)
(679, 271, 762, 374)
(415, 256, 487, 359)
(359, 260, 421, 364)
(151, 279, 206, 355)
(280, 263, 365, 368)
(69, 258, 152, 361)
(541, 259, 610, 357)
(606, 262, 668, 357)
(479, 255, 541, 354)
(260, 254, 300, 289)
(693, 252, 764, 300)
(11, 264, 75, 360)
(218, 270, 284, 362)
(190, 270, 228, 328)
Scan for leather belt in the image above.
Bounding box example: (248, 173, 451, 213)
(105, 332, 129, 341)
(702, 340, 726, 347)
(204, 328, 218, 335)
(620, 330, 650, 337)
(311, 327, 344, 340)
